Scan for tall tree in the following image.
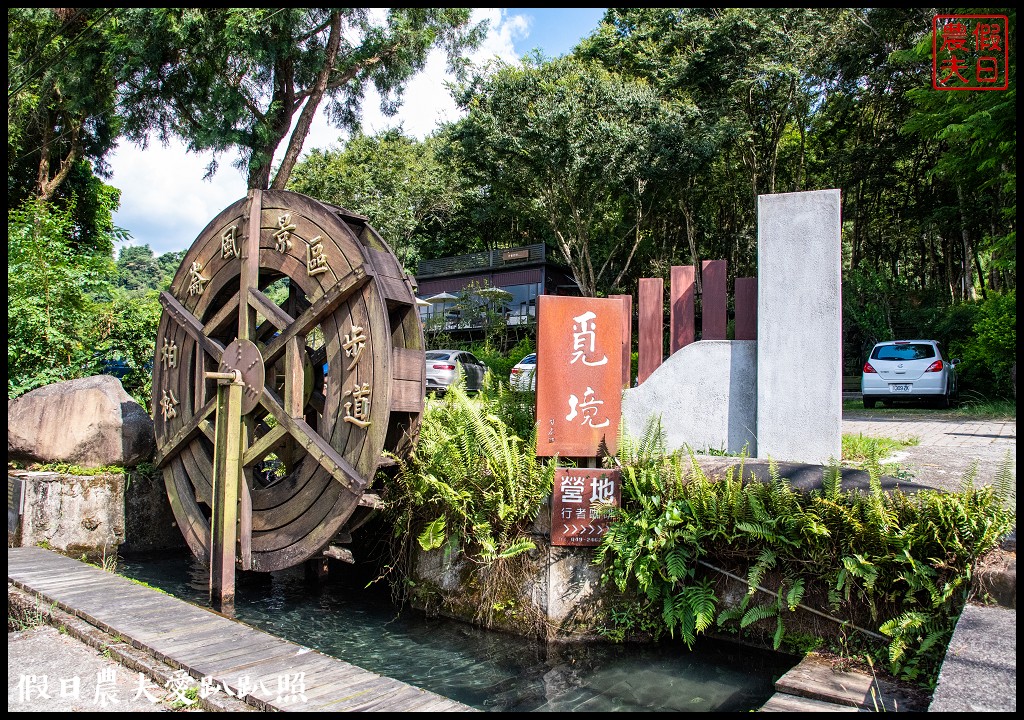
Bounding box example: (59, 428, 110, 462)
(114, 8, 485, 190)
(449, 55, 709, 297)
(288, 129, 470, 271)
(8, 8, 122, 203)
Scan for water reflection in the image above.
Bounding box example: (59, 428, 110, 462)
(117, 552, 796, 712)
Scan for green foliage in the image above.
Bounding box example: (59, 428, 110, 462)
(289, 130, 476, 271)
(8, 200, 115, 396)
(595, 418, 1016, 686)
(841, 433, 919, 476)
(114, 8, 484, 189)
(384, 375, 555, 573)
(951, 291, 1016, 399)
(87, 288, 162, 409)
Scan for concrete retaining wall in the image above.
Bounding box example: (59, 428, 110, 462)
(621, 340, 757, 455)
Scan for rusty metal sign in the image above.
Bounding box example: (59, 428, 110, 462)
(551, 468, 621, 546)
(536, 296, 623, 457)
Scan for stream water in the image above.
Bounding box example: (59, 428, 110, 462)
(116, 551, 797, 712)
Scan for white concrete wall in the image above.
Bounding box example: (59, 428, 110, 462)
(621, 341, 757, 456)
(756, 190, 842, 464)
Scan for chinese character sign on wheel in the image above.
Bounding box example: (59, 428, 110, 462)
(550, 468, 621, 546)
(536, 296, 624, 457)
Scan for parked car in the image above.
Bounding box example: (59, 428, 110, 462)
(425, 349, 487, 394)
(861, 340, 959, 408)
(509, 353, 537, 391)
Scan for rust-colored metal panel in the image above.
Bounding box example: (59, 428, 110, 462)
(701, 260, 727, 340)
(536, 296, 623, 457)
(734, 276, 757, 341)
(550, 468, 621, 546)
(637, 278, 664, 384)
(670, 265, 695, 353)
(609, 294, 633, 388)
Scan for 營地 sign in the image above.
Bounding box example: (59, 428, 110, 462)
(550, 468, 621, 547)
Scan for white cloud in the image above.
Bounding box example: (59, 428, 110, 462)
(110, 9, 530, 257)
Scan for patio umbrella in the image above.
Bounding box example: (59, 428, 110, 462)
(415, 297, 431, 306)
(475, 286, 513, 302)
(425, 292, 458, 303)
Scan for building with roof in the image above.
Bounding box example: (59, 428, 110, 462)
(414, 243, 580, 342)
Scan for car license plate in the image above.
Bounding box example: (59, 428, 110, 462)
(890, 384, 911, 393)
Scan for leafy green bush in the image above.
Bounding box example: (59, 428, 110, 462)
(947, 290, 1016, 398)
(383, 376, 554, 569)
(8, 200, 114, 397)
(473, 335, 535, 389)
(595, 420, 1015, 687)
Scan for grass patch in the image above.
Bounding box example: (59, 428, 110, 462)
(842, 433, 919, 476)
(17, 462, 127, 476)
(842, 396, 1016, 421)
(842, 433, 920, 464)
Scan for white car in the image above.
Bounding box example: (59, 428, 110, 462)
(425, 349, 486, 394)
(861, 340, 959, 408)
(509, 353, 536, 391)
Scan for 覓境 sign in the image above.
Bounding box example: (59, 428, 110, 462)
(536, 296, 623, 457)
(550, 468, 621, 546)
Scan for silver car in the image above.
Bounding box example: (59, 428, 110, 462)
(861, 340, 959, 408)
(425, 349, 487, 394)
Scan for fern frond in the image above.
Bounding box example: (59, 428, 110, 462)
(773, 615, 785, 650)
(740, 602, 779, 628)
(786, 578, 806, 611)
(418, 516, 447, 551)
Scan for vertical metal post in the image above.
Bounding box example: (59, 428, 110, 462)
(207, 370, 244, 615)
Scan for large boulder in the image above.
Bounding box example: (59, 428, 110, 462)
(8, 375, 155, 468)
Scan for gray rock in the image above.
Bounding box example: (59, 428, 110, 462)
(8, 375, 155, 468)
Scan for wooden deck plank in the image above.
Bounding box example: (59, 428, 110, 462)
(759, 692, 863, 712)
(308, 677, 410, 711)
(8, 546, 475, 713)
(774, 654, 927, 712)
(284, 664, 380, 703)
(356, 685, 449, 712)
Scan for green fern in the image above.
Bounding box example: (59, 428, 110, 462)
(740, 602, 779, 629)
(418, 516, 446, 551)
(785, 578, 806, 611)
(773, 615, 786, 650)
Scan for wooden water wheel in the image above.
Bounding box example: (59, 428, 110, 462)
(151, 190, 424, 572)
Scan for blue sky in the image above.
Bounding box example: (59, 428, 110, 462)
(109, 9, 608, 258)
(507, 7, 607, 58)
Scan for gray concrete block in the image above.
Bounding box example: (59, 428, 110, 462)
(622, 340, 757, 456)
(756, 189, 842, 464)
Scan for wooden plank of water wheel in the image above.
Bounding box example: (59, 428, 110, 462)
(151, 190, 424, 572)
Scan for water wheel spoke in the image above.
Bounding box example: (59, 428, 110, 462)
(261, 266, 371, 366)
(249, 287, 294, 331)
(307, 389, 326, 415)
(243, 423, 288, 467)
(154, 397, 217, 467)
(202, 290, 239, 337)
(159, 291, 226, 363)
(259, 387, 365, 494)
(308, 345, 327, 369)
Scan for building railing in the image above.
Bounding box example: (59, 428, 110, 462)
(416, 243, 547, 278)
(421, 309, 536, 334)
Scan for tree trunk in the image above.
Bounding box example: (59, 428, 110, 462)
(955, 183, 977, 301)
(272, 10, 343, 190)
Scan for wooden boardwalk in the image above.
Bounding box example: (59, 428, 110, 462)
(8, 546, 476, 712)
(758, 653, 928, 712)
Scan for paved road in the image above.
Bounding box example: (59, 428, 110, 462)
(842, 412, 1016, 493)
